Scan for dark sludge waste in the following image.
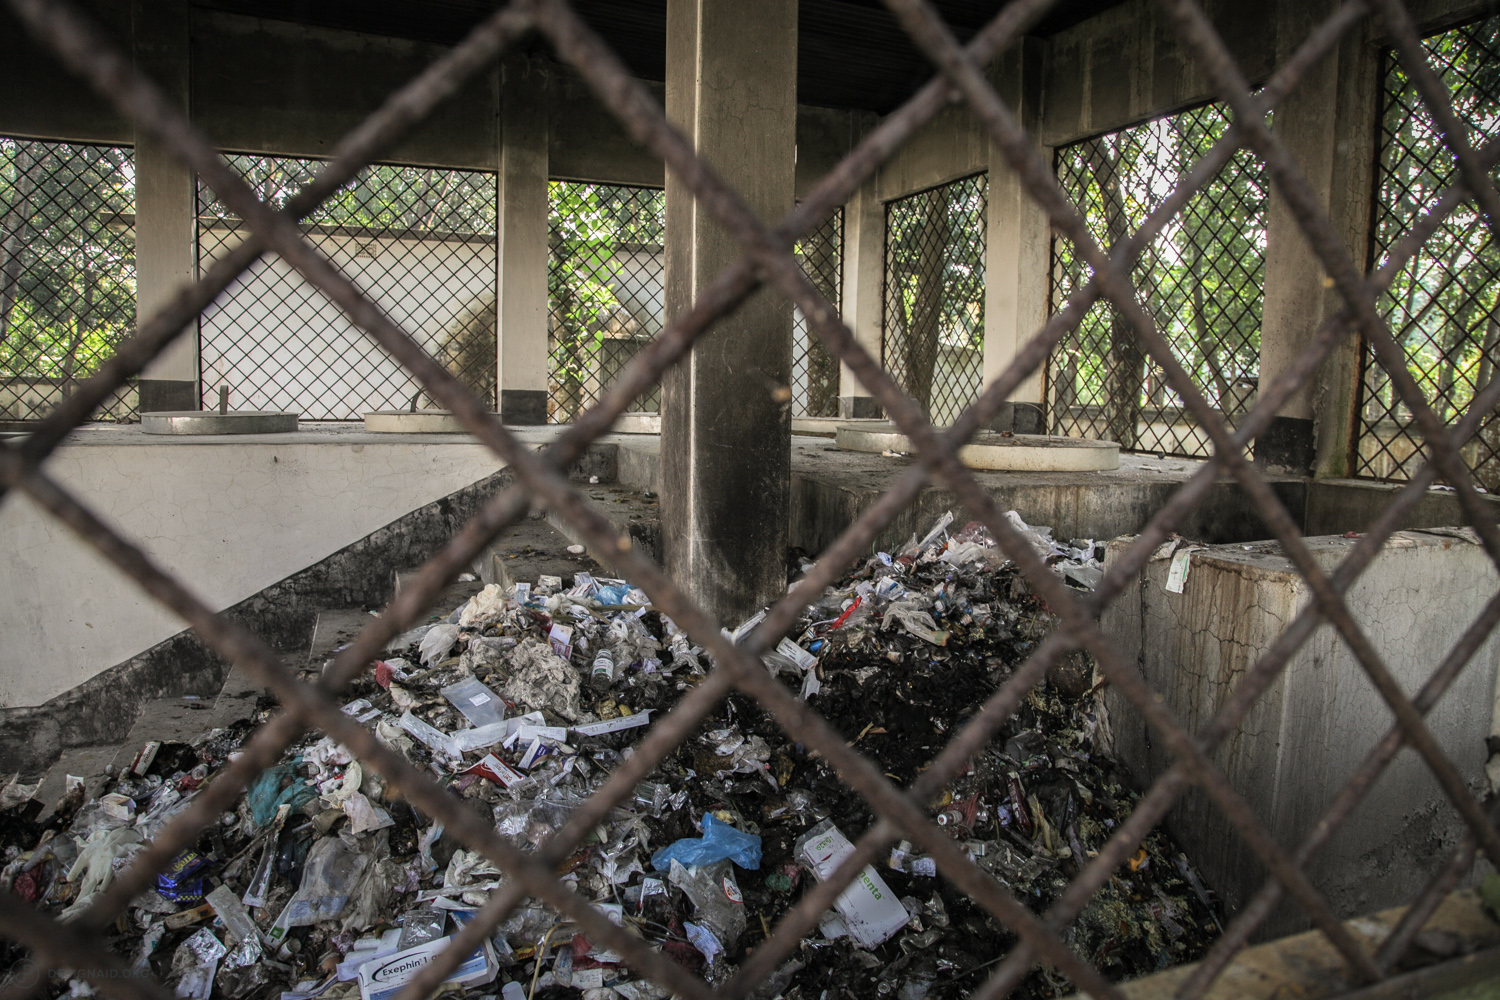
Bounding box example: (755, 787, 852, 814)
(0, 511, 1222, 1000)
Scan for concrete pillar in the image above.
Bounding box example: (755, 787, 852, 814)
(837, 181, 885, 419)
(133, 0, 198, 413)
(662, 0, 796, 623)
(1259, 0, 1379, 476)
(496, 55, 550, 425)
(983, 40, 1049, 435)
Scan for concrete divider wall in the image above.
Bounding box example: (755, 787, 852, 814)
(1101, 530, 1500, 939)
(0, 428, 510, 708)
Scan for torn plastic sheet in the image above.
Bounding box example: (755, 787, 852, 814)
(416, 623, 460, 669)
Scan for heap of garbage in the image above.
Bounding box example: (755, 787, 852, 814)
(0, 512, 1222, 1000)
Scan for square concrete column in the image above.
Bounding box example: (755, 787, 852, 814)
(1259, 0, 1379, 476)
(663, 0, 797, 623)
(837, 180, 885, 419)
(133, 0, 198, 413)
(496, 55, 550, 425)
(983, 40, 1048, 435)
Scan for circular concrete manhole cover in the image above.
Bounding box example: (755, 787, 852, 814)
(835, 422, 1119, 471)
(363, 410, 473, 433)
(141, 411, 300, 435)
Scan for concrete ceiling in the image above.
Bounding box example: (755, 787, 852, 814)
(192, 0, 1130, 113)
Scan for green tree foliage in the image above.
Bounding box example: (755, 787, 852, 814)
(200, 155, 496, 235)
(546, 182, 663, 424)
(1363, 16, 1500, 485)
(0, 139, 136, 419)
(883, 174, 987, 426)
(1052, 104, 1267, 455)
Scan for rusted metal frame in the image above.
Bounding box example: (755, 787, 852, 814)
(0, 1, 1116, 995)
(769, 76, 1386, 986)
(1368, 0, 1500, 247)
(0, 1, 1416, 1000)
(0, 5, 1314, 1000)
(1054, 136, 1500, 1000)
(1, 456, 723, 1000)
(0, 0, 744, 959)
(325, 0, 1067, 700)
(1181, 591, 1500, 995)
(0, 0, 535, 496)
(522, 4, 1143, 991)
(543, 0, 1370, 963)
(0, 895, 171, 1000)
(18, 24, 1113, 996)
(876, 0, 1387, 979)
(1156, 0, 1500, 875)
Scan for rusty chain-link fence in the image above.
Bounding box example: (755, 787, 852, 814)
(4, 0, 1500, 999)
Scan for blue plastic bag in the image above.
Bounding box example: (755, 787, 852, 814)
(593, 584, 633, 606)
(651, 813, 761, 871)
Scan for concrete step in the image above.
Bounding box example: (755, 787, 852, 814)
(32, 744, 118, 821)
(543, 485, 662, 567)
(309, 576, 487, 667)
(108, 696, 222, 776)
(470, 514, 604, 589)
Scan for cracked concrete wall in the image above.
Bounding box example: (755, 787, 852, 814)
(0, 431, 506, 708)
(1101, 530, 1500, 939)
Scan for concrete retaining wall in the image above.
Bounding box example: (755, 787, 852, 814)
(0, 427, 514, 708)
(1101, 530, 1500, 939)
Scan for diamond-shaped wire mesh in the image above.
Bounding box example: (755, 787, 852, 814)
(1356, 16, 1500, 486)
(792, 207, 843, 417)
(548, 181, 664, 422)
(0, 137, 135, 424)
(882, 174, 986, 427)
(199, 154, 497, 418)
(1050, 104, 1267, 457)
(10, 2, 1500, 1000)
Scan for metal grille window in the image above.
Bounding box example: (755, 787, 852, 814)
(1050, 104, 1268, 457)
(793, 208, 843, 417)
(1357, 17, 1500, 485)
(0, 137, 135, 424)
(882, 174, 986, 427)
(547, 181, 664, 423)
(198, 155, 497, 419)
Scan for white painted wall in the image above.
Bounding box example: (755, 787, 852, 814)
(199, 229, 497, 419)
(0, 426, 511, 708)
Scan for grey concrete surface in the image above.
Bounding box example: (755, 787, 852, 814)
(1102, 530, 1500, 939)
(661, 0, 796, 624)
